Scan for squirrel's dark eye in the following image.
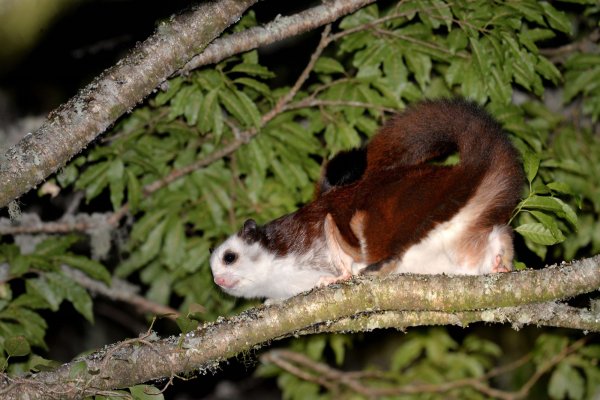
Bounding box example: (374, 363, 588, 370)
(223, 251, 237, 265)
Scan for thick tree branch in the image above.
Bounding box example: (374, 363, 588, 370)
(1, 258, 599, 399)
(298, 302, 600, 335)
(0, 0, 257, 209)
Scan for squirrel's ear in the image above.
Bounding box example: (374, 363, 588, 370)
(239, 219, 262, 244)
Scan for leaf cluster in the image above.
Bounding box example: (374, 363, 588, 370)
(0, 236, 109, 373)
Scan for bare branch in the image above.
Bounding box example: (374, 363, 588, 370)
(62, 265, 182, 319)
(181, 0, 376, 73)
(299, 302, 600, 335)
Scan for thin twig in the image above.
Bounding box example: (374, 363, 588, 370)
(284, 99, 397, 114)
(63, 265, 182, 319)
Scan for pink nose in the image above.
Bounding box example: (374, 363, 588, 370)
(214, 275, 238, 288)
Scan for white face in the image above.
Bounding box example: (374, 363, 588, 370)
(210, 233, 338, 300)
(210, 234, 275, 299)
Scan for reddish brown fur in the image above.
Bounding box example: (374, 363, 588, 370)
(256, 99, 523, 270)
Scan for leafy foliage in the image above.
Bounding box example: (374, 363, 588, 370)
(0, 0, 599, 398)
(0, 236, 107, 373)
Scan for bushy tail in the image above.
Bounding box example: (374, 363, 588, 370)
(368, 99, 515, 169)
(366, 98, 524, 224)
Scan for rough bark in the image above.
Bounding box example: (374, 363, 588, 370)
(1, 257, 598, 400)
(0, 0, 257, 209)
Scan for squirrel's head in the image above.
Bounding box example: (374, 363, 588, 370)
(209, 219, 273, 298)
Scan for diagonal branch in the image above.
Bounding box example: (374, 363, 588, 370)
(1, 257, 599, 399)
(0, 0, 258, 209)
(180, 0, 376, 73)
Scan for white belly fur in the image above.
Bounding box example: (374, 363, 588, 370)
(389, 202, 502, 275)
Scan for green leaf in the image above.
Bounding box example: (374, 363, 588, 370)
(520, 196, 578, 227)
(46, 272, 94, 323)
(546, 181, 574, 196)
(129, 385, 165, 400)
(180, 240, 209, 273)
(168, 85, 195, 120)
(107, 159, 125, 210)
(57, 163, 79, 187)
(515, 222, 561, 245)
(391, 340, 423, 371)
(145, 270, 173, 306)
(447, 29, 468, 53)
(235, 90, 262, 128)
(234, 77, 271, 97)
(5, 336, 31, 357)
(425, 0, 453, 29)
(76, 162, 111, 202)
(540, 2, 572, 34)
(462, 62, 487, 103)
(131, 209, 169, 244)
(153, 76, 183, 106)
(126, 170, 142, 212)
(405, 50, 431, 89)
(175, 316, 199, 334)
(579, 344, 600, 359)
(469, 37, 490, 77)
(184, 92, 203, 126)
(29, 355, 61, 372)
(329, 335, 348, 366)
(548, 363, 584, 400)
(564, 67, 600, 102)
(304, 336, 327, 360)
(218, 88, 260, 128)
(445, 59, 465, 87)
(489, 68, 512, 105)
(530, 211, 566, 242)
(27, 277, 62, 311)
(536, 56, 561, 84)
(162, 213, 186, 269)
(314, 57, 345, 74)
(140, 218, 168, 261)
(534, 334, 568, 366)
(34, 236, 79, 257)
(56, 255, 112, 285)
(0, 307, 47, 348)
(505, 1, 544, 25)
(8, 254, 31, 277)
(229, 63, 275, 78)
(522, 151, 540, 183)
(197, 88, 219, 134)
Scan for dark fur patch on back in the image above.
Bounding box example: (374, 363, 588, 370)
(320, 147, 367, 194)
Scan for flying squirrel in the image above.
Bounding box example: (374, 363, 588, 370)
(210, 99, 524, 300)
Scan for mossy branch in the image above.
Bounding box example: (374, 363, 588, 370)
(1, 257, 598, 399)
